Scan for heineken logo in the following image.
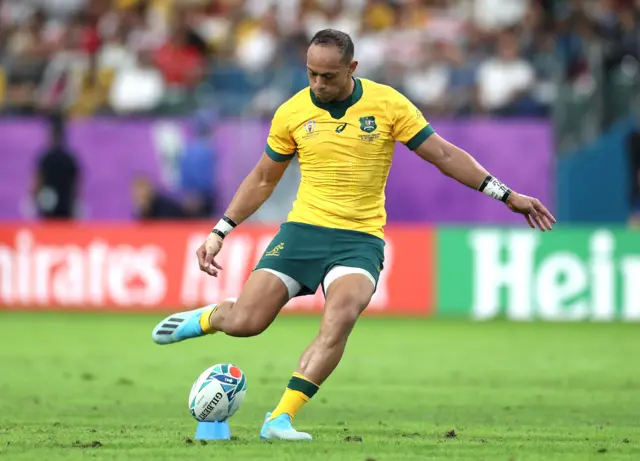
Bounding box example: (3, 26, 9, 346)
(466, 230, 640, 321)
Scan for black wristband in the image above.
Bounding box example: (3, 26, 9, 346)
(478, 175, 491, 192)
(211, 228, 226, 240)
(222, 215, 237, 228)
(479, 175, 511, 203)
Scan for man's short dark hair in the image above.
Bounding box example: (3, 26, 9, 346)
(309, 29, 354, 63)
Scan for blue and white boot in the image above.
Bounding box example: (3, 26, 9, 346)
(151, 306, 211, 345)
(260, 412, 312, 441)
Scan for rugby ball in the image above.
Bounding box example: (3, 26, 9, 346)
(188, 363, 247, 422)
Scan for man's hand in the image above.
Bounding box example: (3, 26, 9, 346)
(196, 234, 224, 277)
(506, 192, 556, 231)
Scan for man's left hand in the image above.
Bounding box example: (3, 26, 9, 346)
(506, 192, 556, 231)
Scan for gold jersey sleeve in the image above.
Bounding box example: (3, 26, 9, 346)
(265, 103, 297, 161)
(390, 89, 434, 149)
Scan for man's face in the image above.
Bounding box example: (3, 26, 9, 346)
(498, 35, 519, 61)
(306, 44, 357, 103)
(132, 178, 153, 210)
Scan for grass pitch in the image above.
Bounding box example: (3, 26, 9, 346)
(0, 312, 639, 460)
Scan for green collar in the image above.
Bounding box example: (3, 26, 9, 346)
(309, 78, 363, 120)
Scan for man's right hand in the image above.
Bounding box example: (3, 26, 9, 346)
(196, 234, 224, 277)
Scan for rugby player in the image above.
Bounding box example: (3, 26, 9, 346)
(152, 29, 556, 441)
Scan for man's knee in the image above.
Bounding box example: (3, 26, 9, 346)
(317, 308, 360, 348)
(224, 313, 268, 337)
(325, 275, 374, 317)
(319, 282, 374, 345)
(328, 292, 367, 323)
(221, 269, 291, 337)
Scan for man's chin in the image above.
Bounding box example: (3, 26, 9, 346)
(315, 94, 334, 103)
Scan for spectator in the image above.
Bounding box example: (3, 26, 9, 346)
(179, 111, 217, 219)
(629, 127, 640, 228)
(153, 17, 205, 90)
(97, 23, 137, 72)
(109, 49, 164, 114)
(476, 32, 539, 116)
(131, 174, 186, 220)
(0, 0, 636, 119)
(32, 114, 80, 220)
(121, 0, 169, 55)
(2, 8, 51, 114)
(187, 0, 236, 56)
(469, 0, 530, 33)
(37, 17, 90, 113)
(402, 44, 451, 116)
(69, 55, 111, 117)
(235, 6, 280, 73)
(445, 41, 480, 115)
(302, 0, 360, 42)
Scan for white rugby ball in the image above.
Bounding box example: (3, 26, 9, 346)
(188, 363, 247, 422)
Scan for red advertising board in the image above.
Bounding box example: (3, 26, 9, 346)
(0, 223, 434, 315)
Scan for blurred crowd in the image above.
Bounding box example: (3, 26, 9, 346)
(630, 124, 640, 227)
(0, 0, 638, 118)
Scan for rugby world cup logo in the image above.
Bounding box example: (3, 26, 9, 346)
(304, 120, 316, 133)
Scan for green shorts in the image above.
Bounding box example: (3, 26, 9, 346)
(254, 222, 385, 297)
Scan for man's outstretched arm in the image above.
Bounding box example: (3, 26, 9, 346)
(197, 152, 291, 276)
(223, 152, 291, 225)
(413, 133, 556, 231)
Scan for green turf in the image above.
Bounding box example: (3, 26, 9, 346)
(1, 312, 639, 460)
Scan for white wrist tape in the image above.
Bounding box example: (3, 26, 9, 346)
(211, 216, 237, 239)
(479, 175, 511, 203)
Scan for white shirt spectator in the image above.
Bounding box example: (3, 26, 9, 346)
(303, 8, 360, 42)
(236, 27, 278, 73)
(109, 62, 165, 114)
(477, 57, 535, 110)
(356, 31, 386, 77)
(457, 0, 529, 32)
(193, 15, 232, 48)
(98, 42, 137, 72)
(403, 64, 450, 108)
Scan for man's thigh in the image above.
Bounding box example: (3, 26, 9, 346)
(231, 269, 291, 327)
(322, 228, 385, 296)
(319, 229, 385, 330)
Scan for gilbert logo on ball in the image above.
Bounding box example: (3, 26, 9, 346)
(189, 364, 247, 441)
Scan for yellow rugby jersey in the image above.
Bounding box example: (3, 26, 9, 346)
(265, 78, 434, 239)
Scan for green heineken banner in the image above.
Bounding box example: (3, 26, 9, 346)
(437, 228, 640, 321)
